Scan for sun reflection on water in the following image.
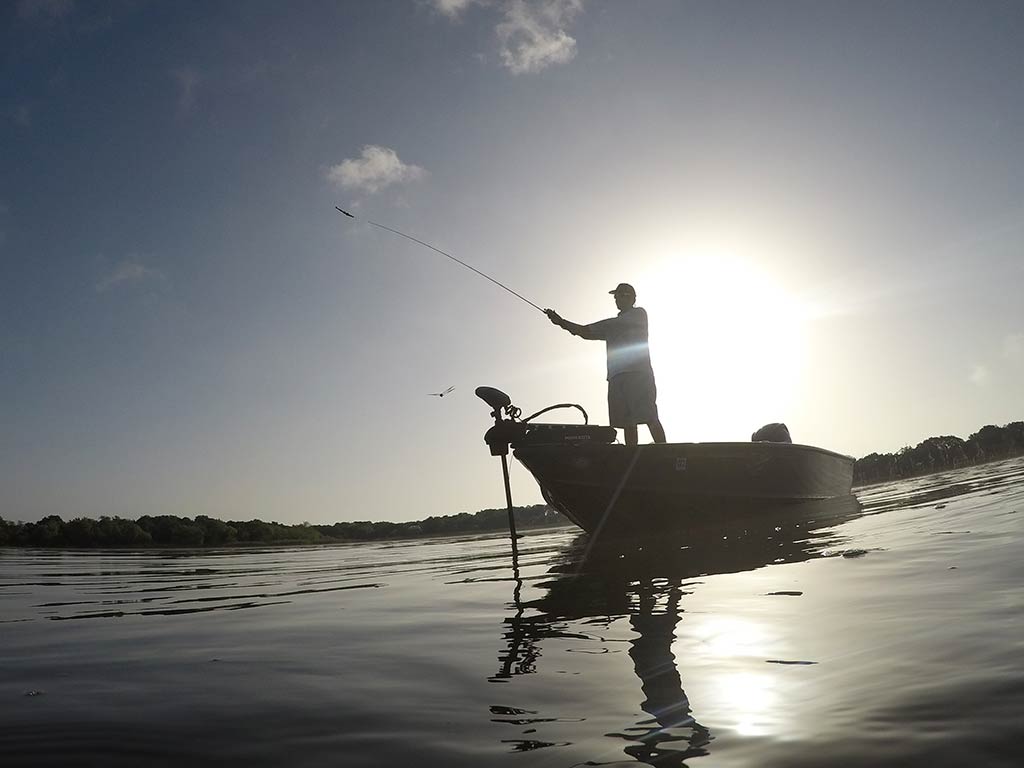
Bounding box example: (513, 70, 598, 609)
(688, 615, 774, 658)
(682, 616, 792, 738)
(715, 672, 781, 737)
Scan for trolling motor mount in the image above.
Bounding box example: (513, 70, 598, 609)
(476, 387, 526, 457)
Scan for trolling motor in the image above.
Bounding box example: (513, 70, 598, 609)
(476, 386, 523, 558)
(475, 386, 617, 560)
(476, 386, 616, 457)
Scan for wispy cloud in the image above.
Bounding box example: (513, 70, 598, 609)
(326, 145, 426, 194)
(432, 0, 586, 74)
(497, 0, 584, 74)
(430, 0, 481, 19)
(969, 364, 991, 387)
(966, 333, 1023, 388)
(171, 67, 201, 115)
(96, 260, 166, 293)
(17, 0, 74, 22)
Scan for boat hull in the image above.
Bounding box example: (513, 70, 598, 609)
(514, 441, 855, 535)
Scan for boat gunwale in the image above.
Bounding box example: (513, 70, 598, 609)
(515, 440, 855, 463)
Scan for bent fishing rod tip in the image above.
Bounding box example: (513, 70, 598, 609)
(333, 206, 546, 315)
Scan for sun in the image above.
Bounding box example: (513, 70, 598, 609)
(637, 250, 809, 443)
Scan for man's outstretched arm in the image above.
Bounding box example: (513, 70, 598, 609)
(545, 309, 608, 340)
(545, 309, 584, 337)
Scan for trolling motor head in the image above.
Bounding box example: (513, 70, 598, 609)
(475, 386, 512, 415)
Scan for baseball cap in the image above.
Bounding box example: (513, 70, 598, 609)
(609, 283, 636, 296)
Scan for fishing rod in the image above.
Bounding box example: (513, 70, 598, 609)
(335, 207, 546, 314)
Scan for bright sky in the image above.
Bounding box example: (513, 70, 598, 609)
(3, 1, 1023, 524)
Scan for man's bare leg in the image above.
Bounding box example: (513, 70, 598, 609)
(648, 419, 667, 443)
(624, 425, 638, 446)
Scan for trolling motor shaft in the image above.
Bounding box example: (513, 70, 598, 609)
(476, 386, 521, 557)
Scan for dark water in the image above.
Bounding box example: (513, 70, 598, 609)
(2, 458, 1022, 767)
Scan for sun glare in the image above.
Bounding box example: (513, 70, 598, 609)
(681, 616, 793, 738)
(639, 250, 809, 443)
(716, 672, 782, 737)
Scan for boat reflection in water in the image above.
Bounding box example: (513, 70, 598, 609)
(490, 494, 863, 766)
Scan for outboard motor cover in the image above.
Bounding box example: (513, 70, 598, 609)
(751, 422, 792, 443)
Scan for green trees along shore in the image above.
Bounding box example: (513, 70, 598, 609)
(2, 421, 1021, 548)
(0, 505, 566, 548)
(852, 421, 1024, 485)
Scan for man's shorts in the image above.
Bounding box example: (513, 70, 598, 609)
(607, 370, 659, 427)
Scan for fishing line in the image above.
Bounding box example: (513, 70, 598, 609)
(336, 207, 545, 314)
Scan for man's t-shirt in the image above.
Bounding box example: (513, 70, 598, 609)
(579, 307, 654, 380)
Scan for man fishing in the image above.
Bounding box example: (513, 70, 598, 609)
(545, 283, 667, 446)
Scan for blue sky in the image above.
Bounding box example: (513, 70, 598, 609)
(3, 0, 1023, 524)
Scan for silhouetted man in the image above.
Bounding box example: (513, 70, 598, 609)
(546, 283, 667, 446)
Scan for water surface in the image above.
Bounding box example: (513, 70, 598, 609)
(2, 458, 1022, 766)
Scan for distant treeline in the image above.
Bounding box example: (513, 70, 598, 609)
(0, 505, 568, 549)
(854, 422, 1024, 485)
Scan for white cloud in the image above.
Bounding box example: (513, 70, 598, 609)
(172, 68, 201, 115)
(969, 364, 991, 387)
(433, 0, 585, 74)
(17, 0, 74, 21)
(326, 145, 426, 194)
(96, 261, 165, 293)
(496, 0, 584, 74)
(1003, 333, 1024, 364)
(431, 0, 480, 19)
